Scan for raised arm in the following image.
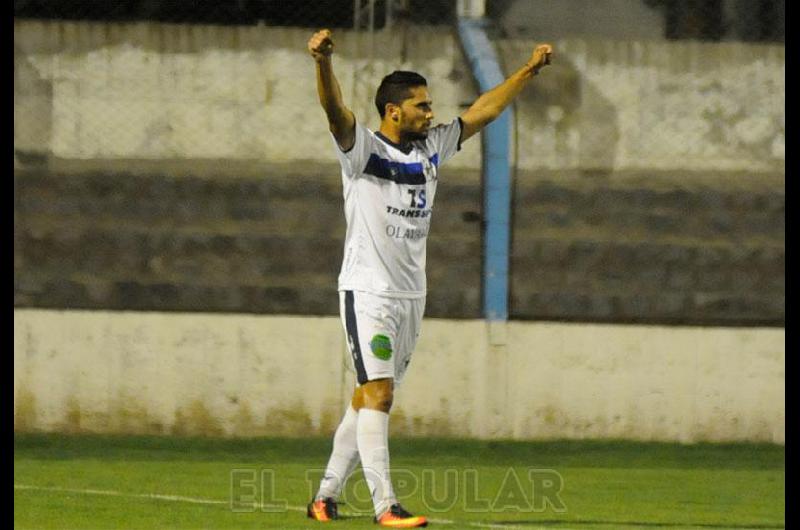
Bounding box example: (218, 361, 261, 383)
(460, 44, 553, 143)
(308, 29, 356, 151)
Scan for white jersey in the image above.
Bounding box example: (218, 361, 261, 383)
(332, 118, 463, 298)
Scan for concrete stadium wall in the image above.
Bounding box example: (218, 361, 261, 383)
(496, 38, 785, 173)
(14, 20, 784, 174)
(14, 20, 784, 326)
(13, 20, 481, 170)
(13, 309, 784, 444)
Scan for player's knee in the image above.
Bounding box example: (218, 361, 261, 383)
(361, 379, 394, 412)
(350, 386, 365, 410)
(370, 397, 393, 412)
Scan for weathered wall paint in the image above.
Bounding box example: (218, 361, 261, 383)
(14, 309, 785, 443)
(15, 21, 784, 174)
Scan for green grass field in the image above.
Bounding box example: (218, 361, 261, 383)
(14, 433, 784, 530)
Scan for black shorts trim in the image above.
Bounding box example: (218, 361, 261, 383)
(344, 290, 369, 385)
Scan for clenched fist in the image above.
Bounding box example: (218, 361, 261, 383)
(527, 44, 553, 75)
(308, 29, 334, 62)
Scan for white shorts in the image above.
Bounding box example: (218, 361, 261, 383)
(339, 290, 425, 386)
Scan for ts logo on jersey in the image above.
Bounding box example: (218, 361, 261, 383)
(407, 189, 427, 209)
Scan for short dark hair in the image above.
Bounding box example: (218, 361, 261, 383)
(374, 70, 428, 118)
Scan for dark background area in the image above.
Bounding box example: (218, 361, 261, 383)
(13, 0, 456, 28)
(14, 0, 784, 41)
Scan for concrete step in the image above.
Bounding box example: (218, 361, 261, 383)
(14, 166, 784, 325)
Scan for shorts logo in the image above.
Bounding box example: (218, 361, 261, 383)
(370, 334, 393, 360)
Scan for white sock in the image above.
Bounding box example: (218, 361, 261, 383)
(357, 408, 396, 517)
(316, 406, 360, 501)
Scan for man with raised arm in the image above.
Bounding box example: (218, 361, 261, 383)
(305, 28, 552, 527)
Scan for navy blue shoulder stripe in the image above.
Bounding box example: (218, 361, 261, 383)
(364, 154, 431, 185)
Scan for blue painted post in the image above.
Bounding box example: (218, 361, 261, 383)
(456, 18, 511, 321)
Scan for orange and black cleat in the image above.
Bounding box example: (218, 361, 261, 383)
(307, 497, 339, 522)
(375, 503, 428, 527)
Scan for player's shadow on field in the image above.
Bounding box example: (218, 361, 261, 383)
(488, 520, 784, 529)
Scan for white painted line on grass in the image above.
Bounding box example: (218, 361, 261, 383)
(14, 484, 229, 506)
(14, 484, 548, 529)
(18, 484, 761, 530)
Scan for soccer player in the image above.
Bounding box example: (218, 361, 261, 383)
(305, 28, 552, 527)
